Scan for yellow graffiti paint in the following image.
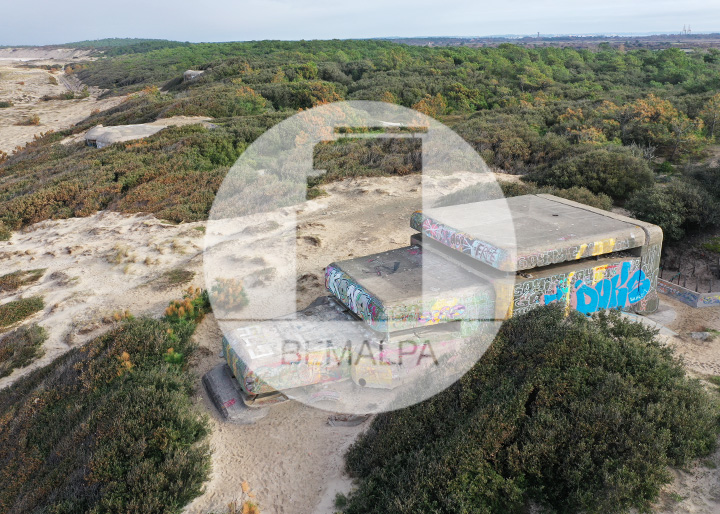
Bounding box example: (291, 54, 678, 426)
(592, 265, 608, 285)
(564, 271, 576, 316)
(591, 238, 615, 256)
(575, 244, 588, 260)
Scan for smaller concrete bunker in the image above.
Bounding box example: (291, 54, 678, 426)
(85, 124, 165, 149)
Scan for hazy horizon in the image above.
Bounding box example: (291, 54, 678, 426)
(1, 0, 719, 47)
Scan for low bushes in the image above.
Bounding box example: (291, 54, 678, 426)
(15, 114, 41, 126)
(627, 180, 720, 242)
(0, 269, 45, 293)
(0, 296, 44, 329)
(311, 137, 422, 185)
(0, 221, 10, 241)
(0, 323, 47, 378)
(342, 307, 720, 514)
(0, 293, 212, 513)
(525, 147, 654, 201)
(436, 180, 613, 211)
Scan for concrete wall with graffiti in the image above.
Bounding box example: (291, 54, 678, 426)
(512, 259, 656, 316)
(657, 279, 720, 308)
(324, 264, 494, 332)
(410, 211, 511, 270)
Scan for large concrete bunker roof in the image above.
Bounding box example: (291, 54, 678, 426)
(412, 194, 661, 272)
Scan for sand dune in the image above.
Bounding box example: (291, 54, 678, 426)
(0, 60, 123, 154)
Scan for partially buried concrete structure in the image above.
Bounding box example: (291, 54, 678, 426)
(85, 124, 165, 149)
(215, 194, 663, 406)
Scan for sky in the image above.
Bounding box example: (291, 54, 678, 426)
(1, 0, 719, 46)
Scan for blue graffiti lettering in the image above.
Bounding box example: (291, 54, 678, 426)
(544, 261, 651, 315)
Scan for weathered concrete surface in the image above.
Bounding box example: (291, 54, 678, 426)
(658, 278, 720, 308)
(85, 123, 166, 148)
(326, 245, 495, 332)
(202, 364, 270, 424)
(223, 297, 360, 395)
(412, 194, 653, 271)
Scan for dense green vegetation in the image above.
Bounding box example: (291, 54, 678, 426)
(341, 307, 720, 513)
(60, 38, 192, 56)
(3, 40, 720, 238)
(0, 290, 211, 513)
(0, 323, 46, 378)
(435, 181, 613, 210)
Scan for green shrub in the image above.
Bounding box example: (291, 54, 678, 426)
(0, 296, 44, 329)
(703, 236, 720, 253)
(343, 307, 720, 514)
(436, 181, 613, 211)
(0, 323, 47, 378)
(627, 180, 720, 242)
(0, 221, 10, 241)
(526, 147, 654, 201)
(163, 286, 211, 324)
(658, 161, 675, 174)
(0, 101, 13, 108)
(0, 316, 210, 513)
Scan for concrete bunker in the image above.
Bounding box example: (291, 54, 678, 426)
(85, 124, 165, 149)
(212, 194, 664, 412)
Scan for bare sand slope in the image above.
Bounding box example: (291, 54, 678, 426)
(0, 48, 94, 61)
(0, 211, 208, 389)
(0, 61, 123, 153)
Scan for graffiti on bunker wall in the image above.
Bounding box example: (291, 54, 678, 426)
(325, 264, 385, 327)
(410, 212, 508, 269)
(325, 264, 494, 331)
(514, 260, 651, 316)
(516, 236, 633, 270)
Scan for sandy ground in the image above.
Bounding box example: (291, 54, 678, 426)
(0, 211, 208, 389)
(0, 60, 123, 154)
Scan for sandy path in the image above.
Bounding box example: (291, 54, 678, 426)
(647, 296, 720, 513)
(0, 60, 123, 154)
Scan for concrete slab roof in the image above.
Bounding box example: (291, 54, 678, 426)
(412, 194, 661, 272)
(327, 245, 495, 332)
(85, 124, 166, 145)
